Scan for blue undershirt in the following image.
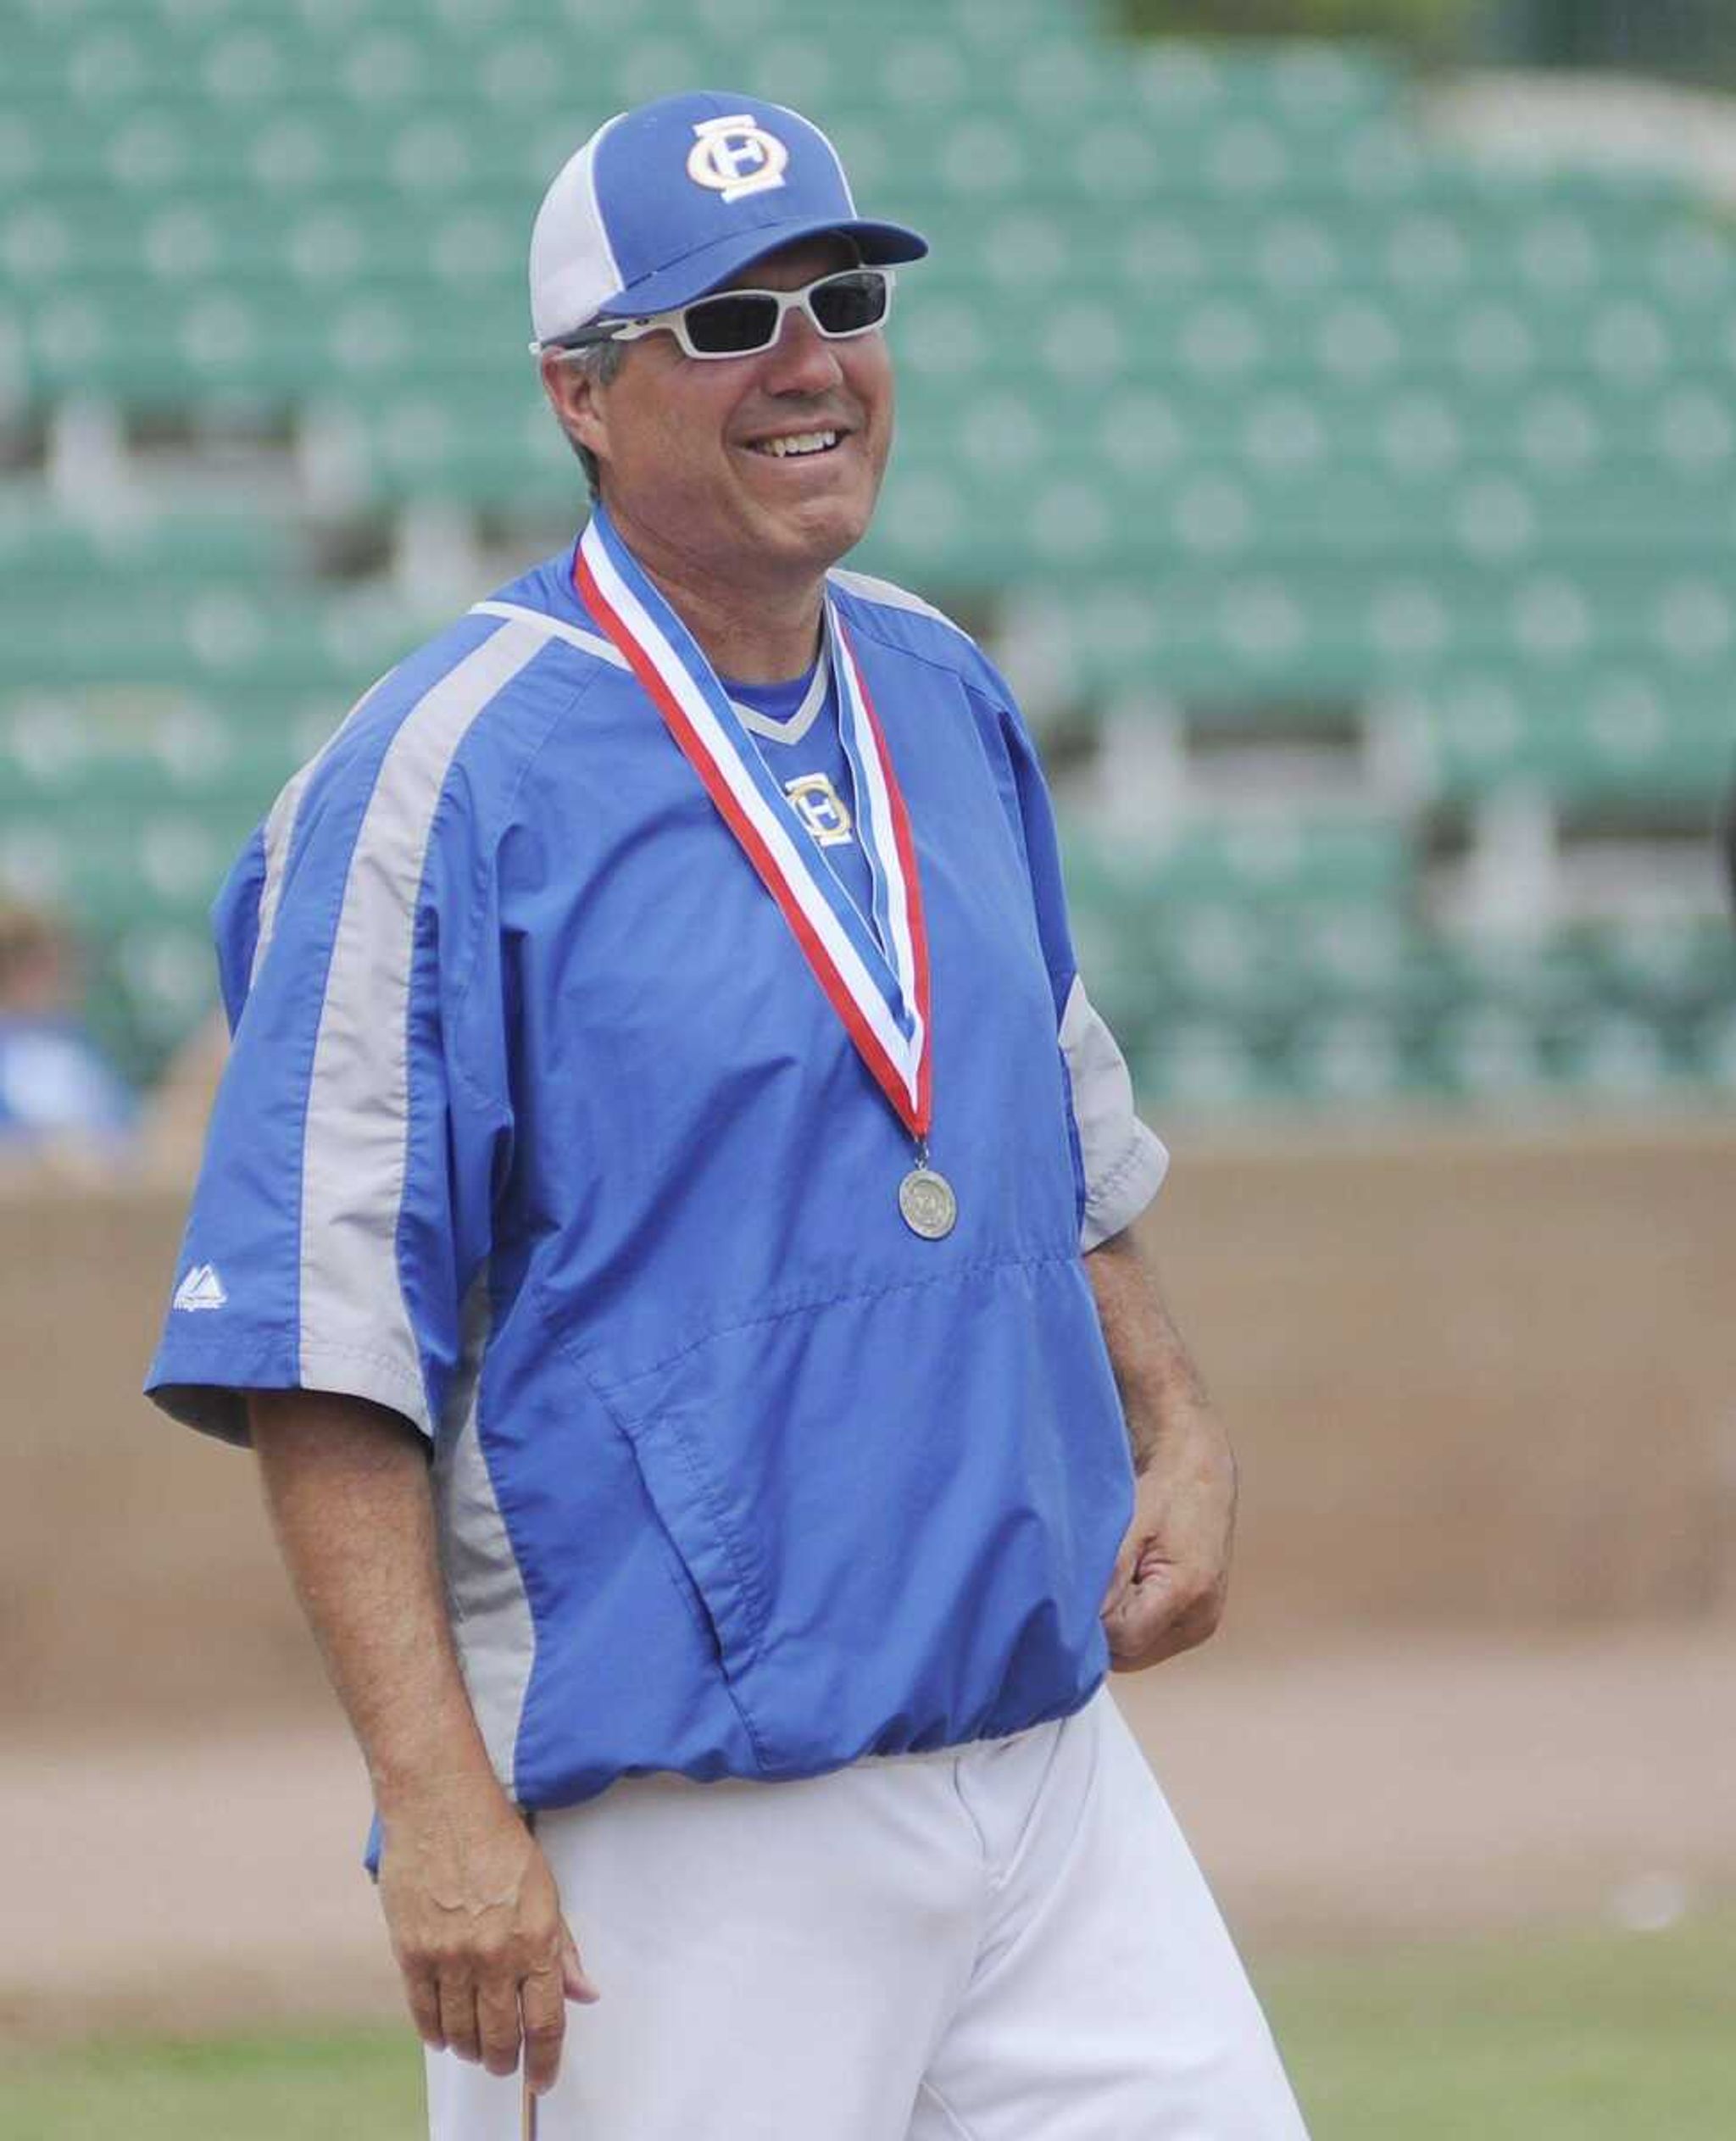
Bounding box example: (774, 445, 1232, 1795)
(725, 663, 877, 920)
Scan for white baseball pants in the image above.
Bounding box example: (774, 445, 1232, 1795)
(425, 1687, 1310, 2139)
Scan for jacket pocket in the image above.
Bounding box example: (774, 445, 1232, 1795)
(594, 1387, 771, 1694)
(577, 1253, 1130, 1779)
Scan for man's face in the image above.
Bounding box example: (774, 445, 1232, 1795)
(554, 236, 894, 592)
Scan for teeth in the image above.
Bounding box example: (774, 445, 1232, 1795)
(756, 431, 838, 459)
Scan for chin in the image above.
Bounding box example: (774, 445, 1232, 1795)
(783, 484, 880, 564)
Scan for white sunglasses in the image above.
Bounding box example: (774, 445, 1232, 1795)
(541, 266, 895, 363)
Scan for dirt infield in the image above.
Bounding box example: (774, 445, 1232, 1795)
(14, 1623, 1731, 2045)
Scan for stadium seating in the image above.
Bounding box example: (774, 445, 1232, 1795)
(1, 0, 1732, 1101)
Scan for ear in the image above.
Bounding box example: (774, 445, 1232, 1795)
(539, 349, 611, 467)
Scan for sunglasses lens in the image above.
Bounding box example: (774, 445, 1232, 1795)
(677, 271, 891, 355)
(683, 292, 782, 355)
(810, 271, 889, 336)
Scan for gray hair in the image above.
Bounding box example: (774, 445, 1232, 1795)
(554, 336, 626, 502)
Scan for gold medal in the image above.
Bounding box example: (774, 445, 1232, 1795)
(899, 1165, 957, 1241)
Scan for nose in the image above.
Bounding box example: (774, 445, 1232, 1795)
(761, 304, 844, 395)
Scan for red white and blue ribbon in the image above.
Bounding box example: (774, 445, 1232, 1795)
(575, 506, 932, 1143)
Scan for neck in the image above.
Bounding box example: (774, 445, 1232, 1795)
(598, 500, 826, 684)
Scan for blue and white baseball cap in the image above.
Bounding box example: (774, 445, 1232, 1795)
(529, 91, 929, 349)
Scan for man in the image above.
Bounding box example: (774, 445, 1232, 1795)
(147, 92, 1308, 2141)
(0, 900, 134, 1154)
(1723, 765, 1734, 914)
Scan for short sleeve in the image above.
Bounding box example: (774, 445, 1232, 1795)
(982, 670, 1169, 1250)
(1058, 977, 1169, 1249)
(145, 702, 512, 1447)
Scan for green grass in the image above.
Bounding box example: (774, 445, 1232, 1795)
(1262, 1914, 1736, 2139)
(3, 1917, 1733, 2139)
(0, 2029, 425, 2141)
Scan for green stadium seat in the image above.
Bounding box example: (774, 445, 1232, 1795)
(1648, 213, 1736, 303)
(0, 585, 416, 695)
(1063, 812, 1413, 915)
(1127, 40, 1400, 130)
(1289, 906, 1416, 1006)
(1005, 37, 1116, 121)
(1689, 1007, 1736, 1088)
(1131, 1020, 1277, 1114)
(1280, 1009, 1416, 1101)
(879, 34, 973, 113)
(334, 381, 577, 508)
(1427, 1004, 1553, 1097)
(5, 8, 1734, 1102)
(1550, 1009, 1686, 1095)
(0, 503, 299, 585)
(1589, 920, 1736, 1015)
(1439, 937, 1605, 1025)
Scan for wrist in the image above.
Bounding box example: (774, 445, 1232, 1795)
(1127, 1393, 1232, 1479)
(369, 1733, 510, 1826)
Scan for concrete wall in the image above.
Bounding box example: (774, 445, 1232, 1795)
(7, 1113, 1733, 1727)
(1149, 1114, 1736, 1636)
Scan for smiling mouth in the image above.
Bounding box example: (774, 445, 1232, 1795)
(745, 429, 843, 459)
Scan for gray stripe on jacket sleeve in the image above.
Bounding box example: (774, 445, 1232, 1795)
(298, 618, 547, 1432)
(1060, 976, 1171, 1250)
(434, 1273, 534, 1794)
(251, 676, 390, 989)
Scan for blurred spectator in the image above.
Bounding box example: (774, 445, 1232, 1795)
(0, 902, 135, 1151)
(1723, 774, 1735, 917)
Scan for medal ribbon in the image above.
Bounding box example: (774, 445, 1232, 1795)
(574, 507, 932, 1142)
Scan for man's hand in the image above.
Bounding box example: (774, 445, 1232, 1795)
(378, 1778, 599, 2095)
(1099, 1408, 1237, 1671)
(1086, 1222, 1238, 1671)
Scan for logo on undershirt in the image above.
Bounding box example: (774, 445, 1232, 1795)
(783, 770, 855, 848)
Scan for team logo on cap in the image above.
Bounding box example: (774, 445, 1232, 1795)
(687, 114, 789, 204)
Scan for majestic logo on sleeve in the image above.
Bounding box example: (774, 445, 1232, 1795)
(687, 116, 790, 203)
(172, 1264, 228, 1311)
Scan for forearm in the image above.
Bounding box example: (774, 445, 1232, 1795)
(248, 1389, 504, 1821)
(1088, 1219, 1238, 1667)
(248, 1388, 595, 2081)
(1085, 1221, 1221, 1477)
